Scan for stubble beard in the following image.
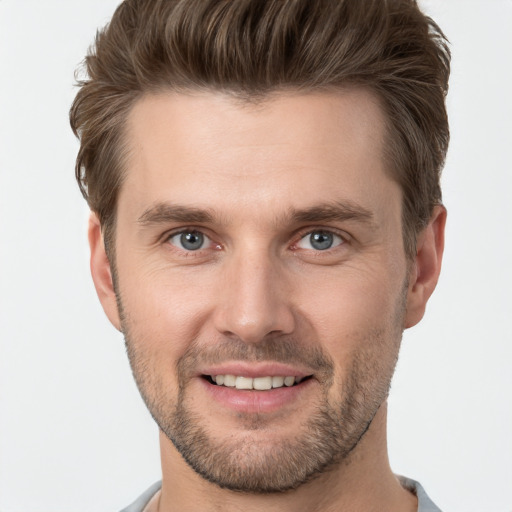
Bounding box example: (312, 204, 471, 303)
(114, 261, 408, 494)
(168, 343, 395, 493)
(121, 324, 403, 494)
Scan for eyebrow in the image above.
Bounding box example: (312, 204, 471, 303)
(138, 204, 215, 225)
(289, 202, 375, 226)
(137, 200, 376, 229)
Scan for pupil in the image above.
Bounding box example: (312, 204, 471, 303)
(310, 232, 333, 250)
(181, 232, 203, 250)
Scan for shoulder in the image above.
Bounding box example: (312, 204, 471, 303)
(119, 481, 162, 512)
(398, 475, 442, 512)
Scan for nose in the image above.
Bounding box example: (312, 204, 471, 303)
(212, 247, 295, 343)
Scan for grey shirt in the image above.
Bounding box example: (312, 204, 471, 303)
(120, 477, 442, 512)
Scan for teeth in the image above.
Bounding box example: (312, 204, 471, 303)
(272, 376, 284, 388)
(253, 377, 272, 390)
(223, 374, 236, 387)
(235, 376, 253, 390)
(211, 375, 302, 390)
(284, 376, 295, 387)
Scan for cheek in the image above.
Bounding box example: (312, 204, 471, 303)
(295, 267, 405, 379)
(116, 261, 214, 364)
(298, 267, 403, 336)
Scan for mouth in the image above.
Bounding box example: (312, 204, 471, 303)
(196, 363, 317, 413)
(203, 374, 313, 390)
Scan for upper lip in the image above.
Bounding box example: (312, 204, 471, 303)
(197, 362, 314, 379)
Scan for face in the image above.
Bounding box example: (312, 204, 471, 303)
(93, 90, 422, 492)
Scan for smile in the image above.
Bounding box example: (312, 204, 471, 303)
(199, 369, 316, 413)
(207, 375, 310, 390)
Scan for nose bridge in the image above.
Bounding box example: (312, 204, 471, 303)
(214, 242, 295, 343)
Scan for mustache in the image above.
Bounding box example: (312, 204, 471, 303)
(177, 336, 335, 377)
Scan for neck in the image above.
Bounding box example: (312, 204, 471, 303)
(154, 403, 417, 512)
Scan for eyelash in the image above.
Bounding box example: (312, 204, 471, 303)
(162, 227, 349, 254)
(291, 229, 347, 251)
(164, 228, 218, 254)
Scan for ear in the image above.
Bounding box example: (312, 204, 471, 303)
(404, 205, 447, 329)
(88, 212, 122, 331)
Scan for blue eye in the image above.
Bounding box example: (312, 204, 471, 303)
(169, 231, 208, 251)
(297, 231, 344, 251)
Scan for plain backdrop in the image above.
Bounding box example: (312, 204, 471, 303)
(0, 1, 511, 511)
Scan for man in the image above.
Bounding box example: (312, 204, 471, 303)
(70, 0, 449, 510)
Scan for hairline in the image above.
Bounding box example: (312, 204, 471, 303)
(102, 84, 422, 264)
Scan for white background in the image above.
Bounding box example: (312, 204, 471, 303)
(0, 1, 511, 511)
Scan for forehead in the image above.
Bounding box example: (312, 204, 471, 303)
(120, 89, 399, 228)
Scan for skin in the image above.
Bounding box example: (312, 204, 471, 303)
(89, 89, 445, 512)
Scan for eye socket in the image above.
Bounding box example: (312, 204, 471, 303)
(168, 230, 210, 251)
(296, 230, 344, 251)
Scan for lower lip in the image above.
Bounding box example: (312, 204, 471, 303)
(199, 377, 314, 414)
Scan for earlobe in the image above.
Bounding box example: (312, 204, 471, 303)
(88, 213, 122, 331)
(404, 205, 447, 328)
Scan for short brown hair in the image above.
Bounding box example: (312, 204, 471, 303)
(70, 0, 450, 258)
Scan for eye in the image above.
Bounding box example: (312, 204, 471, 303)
(168, 230, 210, 251)
(296, 230, 344, 251)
